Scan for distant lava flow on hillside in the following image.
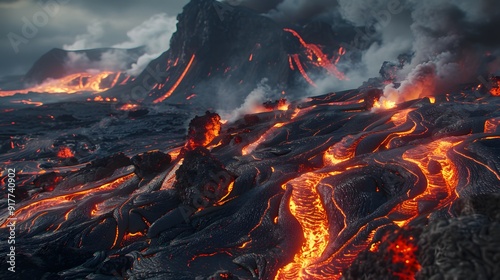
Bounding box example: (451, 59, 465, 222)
(1, 0, 500, 279)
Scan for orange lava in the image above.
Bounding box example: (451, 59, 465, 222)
(484, 118, 500, 133)
(185, 112, 221, 150)
(153, 54, 196, 104)
(395, 139, 461, 226)
(119, 103, 139, 111)
(284, 28, 346, 81)
(0, 72, 122, 96)
(490, 80, 500, 96)
(275, 173, 329, 279)
(57, 146, 75, 158)
(1, 174, 134, 228)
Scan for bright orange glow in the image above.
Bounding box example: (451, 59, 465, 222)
(0, 72, 122, 96)
(373, 98, 396, 110)
(324, 135, 360, 165)
(57, 146, 74, 158)
(154, 54, 196, 104)
(275, 173, 329, 279)
(119, 103, 139, 111)
(10, 99, 44, 106)
(490, 80, 500, 96)
(395, 140, 461, 225)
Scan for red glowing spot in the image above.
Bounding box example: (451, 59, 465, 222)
(388, 236, 420, 279)
(249, 53, 253, 61)
(57, 147, 74, 158)
(186, 93, 197, 100)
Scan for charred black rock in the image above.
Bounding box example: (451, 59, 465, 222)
(174, 147, 233, 210)
(128, 108, 149, 118)
(131, 150, 171, 178)
(263, 98, 287, 110)
(61, 153, 132, 186)
(33, 172, 62, 192)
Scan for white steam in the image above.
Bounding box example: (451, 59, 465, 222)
(63, 13, 177, 76)
(114, 13, 178, 75)
(222, 79, 275, 122)
(63, 21, 105, 50)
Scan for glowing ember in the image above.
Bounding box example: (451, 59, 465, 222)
(57, 146, 75, 158)
(119, 103, 139, 111)
(490, 79, 500, 96)
(388, 236, 420, 279)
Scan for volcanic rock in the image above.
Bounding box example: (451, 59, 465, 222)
(131, 150, 171, 178)
(174, 147, 233, 210)
(33, 171, 62, 192)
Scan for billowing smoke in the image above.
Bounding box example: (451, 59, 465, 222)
(63, 21, 105, 50)
(62, 13, 177, 76)
(381, 0, 500, 104)
(237, 0, 500, 105)
(65, 50, 130, 73)
(222, 79, 276, 122)
(114, 13, 177, 75)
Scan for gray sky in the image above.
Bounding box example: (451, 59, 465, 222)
(0, 0, 189, 77)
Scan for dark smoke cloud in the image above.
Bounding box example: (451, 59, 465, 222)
(382, 0, 500, 104)
(235, 0, 500, 102)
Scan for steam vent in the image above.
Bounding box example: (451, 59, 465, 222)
(1, 0, 500, 279)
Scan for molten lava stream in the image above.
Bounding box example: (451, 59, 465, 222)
(291, 54, 317, 88)
(275, 173, 329, 280)
(153, 54, 196, 104)
(1, 174, 134, 227)
(393, 139, 461, 226)
(284, 28, 346, 81)
(0, 72, 122, 96)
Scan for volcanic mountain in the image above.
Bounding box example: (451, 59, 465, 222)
(105, 0, 349, 108)
(24, 47, 144, 85)
(1, 0, 500, 279)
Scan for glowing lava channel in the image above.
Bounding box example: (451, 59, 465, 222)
(275, 173, 329, 279)
(284, 28, 346, 81)
(153, 54, 196, 104)
(0, 72, 122, 96)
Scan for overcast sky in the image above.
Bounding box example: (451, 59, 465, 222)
(0, 0, 189, 77)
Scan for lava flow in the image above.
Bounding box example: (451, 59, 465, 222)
(284, 28, 346, 81)
(153, 54, 196, 104)
(0, 71, 125, 96)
